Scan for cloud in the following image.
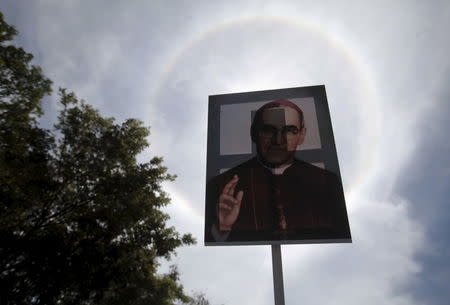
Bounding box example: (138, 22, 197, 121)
(283, 197, 423, 305)
(151, 12, 429, 305)
(2, 1, 449, 304)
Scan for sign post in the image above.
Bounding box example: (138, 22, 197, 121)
(272, 245, 285, 305)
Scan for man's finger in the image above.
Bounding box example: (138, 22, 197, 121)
(219, 194, 238, 205)
(236, 190, 244, 206)
(219, 203, 232, 211)
(228, 181, 237, 196)
(222, 175, 238, 195)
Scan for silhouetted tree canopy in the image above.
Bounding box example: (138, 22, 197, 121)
(0, 11, 196, 305)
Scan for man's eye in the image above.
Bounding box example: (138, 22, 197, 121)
(284, 126, 299, 134)
(261, 125, 276, 134)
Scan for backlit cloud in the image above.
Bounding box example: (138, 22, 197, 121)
(1, 1, 449, 304)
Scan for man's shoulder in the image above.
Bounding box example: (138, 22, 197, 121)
(290, 159, 339, 181)
(291, 159, 326, 171)
(207, 157, 260, 185)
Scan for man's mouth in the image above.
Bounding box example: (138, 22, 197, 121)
(268, 147, 286, 152)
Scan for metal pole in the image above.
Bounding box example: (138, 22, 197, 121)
(271, 244, 285, 305)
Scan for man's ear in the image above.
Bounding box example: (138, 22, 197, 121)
(250, 125, 257, 143)
(296, 127, 306, 146)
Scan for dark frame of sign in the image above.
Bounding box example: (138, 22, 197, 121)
(204, 85, 351, 246)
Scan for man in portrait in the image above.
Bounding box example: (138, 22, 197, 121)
(205, 99, 351, 243)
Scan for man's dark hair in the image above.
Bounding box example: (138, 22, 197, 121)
(250, 99, 304, 142)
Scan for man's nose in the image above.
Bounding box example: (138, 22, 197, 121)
(272, 130, 284, 145)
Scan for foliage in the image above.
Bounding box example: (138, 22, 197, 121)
(183, 292, 212, 305)
(0, 11, 195, 305)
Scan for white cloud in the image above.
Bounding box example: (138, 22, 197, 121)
(3, 1, 450, 304)
(149, 4, 435, 304)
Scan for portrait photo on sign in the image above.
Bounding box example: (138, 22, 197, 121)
(204, 85, 351, 246)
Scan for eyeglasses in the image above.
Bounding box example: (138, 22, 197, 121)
(258, 124, 301, 139)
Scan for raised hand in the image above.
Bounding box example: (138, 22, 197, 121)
(218, 175, 244, 231)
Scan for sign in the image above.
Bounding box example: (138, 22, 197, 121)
(204, 85, 351, 245)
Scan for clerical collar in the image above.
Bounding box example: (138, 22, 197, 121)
(257, 157, 293, 175)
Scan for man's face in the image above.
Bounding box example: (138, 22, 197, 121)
(254, 106, 306, 167)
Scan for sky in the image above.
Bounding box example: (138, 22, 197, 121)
(1, 1, 450, 304)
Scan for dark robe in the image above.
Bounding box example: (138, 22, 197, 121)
(205, 157, 351, 244)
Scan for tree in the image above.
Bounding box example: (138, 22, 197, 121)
(184, 292, 212, 305)
(0, 11, 195, 305)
